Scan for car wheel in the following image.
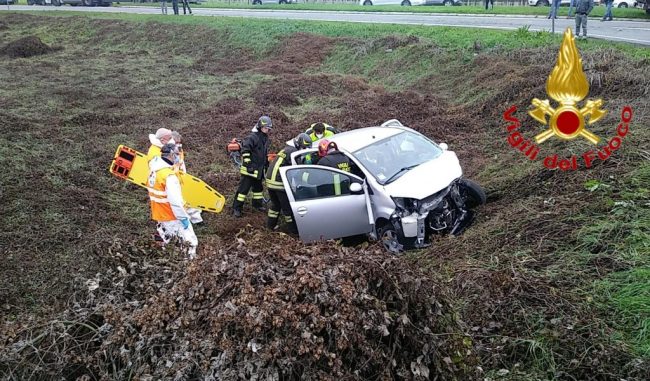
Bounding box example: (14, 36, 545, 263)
(459, 179, 486, 209)
(401, 0, 411, 5)
(279, 0, 286, 3)
(378, 224, 405, 254)
(536, 0, 549, 5)
(27, 0, 33, 4)
(83, 0, 94, 6)
(252, 0, 261, 4)
(443, 0, 452, 5)
(363, 0, 372, 4)
(618, 3, 627, 6)
(52, 0, 61, 5)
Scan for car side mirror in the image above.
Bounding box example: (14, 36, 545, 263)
(439, 143, 448, 151)
(350, 183, 363, 194)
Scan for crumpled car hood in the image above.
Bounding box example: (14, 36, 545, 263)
(383, 151, 463, 200)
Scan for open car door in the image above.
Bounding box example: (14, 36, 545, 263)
(280, 165, 373, 242)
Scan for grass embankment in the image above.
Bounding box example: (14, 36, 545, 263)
(0, 12, 648, 379)
(106, 0, 650, 20)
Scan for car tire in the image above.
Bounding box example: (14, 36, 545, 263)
(443, 0, 452, 5)
(378, 224, 405, 254)
(401, 0, 411, 5)
(252, 0, 261, 4)
(52, 0, 61, 5)
(83, 0, 94, 6)
(459, 179, 486, 209)
(618, 3, 627, 6)
(279, 0, 286, 3)
(536, 0, 549, 5)
(363, 0, 372, 5)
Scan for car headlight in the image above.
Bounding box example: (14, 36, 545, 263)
(392, 197, 419, 217)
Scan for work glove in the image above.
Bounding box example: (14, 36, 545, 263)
(179, 217, 190, 230)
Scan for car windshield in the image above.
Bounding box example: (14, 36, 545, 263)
(352, 131, 443, 185)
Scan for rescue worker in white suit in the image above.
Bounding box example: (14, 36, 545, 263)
(148, 143, 198, 259)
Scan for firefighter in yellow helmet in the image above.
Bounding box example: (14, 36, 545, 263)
(148, 143, 198, 259)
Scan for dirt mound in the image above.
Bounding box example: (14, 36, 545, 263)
(1, 232, 476, 379)
(374, 35, 420, 50)
(0, 36, 59, 58)
(255, 33, 338, 75)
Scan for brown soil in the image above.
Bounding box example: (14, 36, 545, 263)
(0, 36, 60, 58)
(1, 13, 649, 381)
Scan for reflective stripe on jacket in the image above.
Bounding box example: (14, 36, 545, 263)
(265, 145, 298, 190)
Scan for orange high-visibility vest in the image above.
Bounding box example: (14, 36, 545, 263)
(148, 167, 176, 222)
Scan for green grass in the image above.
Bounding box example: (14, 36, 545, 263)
(107, 0, 650, 19)
(10, 10, 649, 60)
(1, 12, 649, 378)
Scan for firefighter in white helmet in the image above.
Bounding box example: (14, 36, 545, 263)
(148, 143, 198, 259)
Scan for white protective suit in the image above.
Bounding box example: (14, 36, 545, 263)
(149, 156, 198, 259)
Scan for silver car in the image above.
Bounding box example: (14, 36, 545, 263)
(279, 120, 486, 253)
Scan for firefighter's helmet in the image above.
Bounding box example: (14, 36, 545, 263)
(293, 133, 312, 150)
(256, 115, 273, 131)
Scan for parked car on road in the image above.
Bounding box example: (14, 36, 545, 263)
(281, 120, 486, 253)
(360, 0, 461, 5)
(612, 0, 636, 7)
(528, 0, 570, 6)
(252, 0, 297, 4)
(27, 0, 112, 6)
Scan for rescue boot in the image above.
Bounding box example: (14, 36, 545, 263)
(233, 208, 242, 218)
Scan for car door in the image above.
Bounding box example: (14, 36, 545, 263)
(280, 165, 373, 242)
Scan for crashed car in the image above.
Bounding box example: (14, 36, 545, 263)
(279, 119, 486, 253)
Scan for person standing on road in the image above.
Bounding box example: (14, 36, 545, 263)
(148, 143, 198, 259)
(548, 0, 561, 19)
(181, 0, 192, 15)
(575, 0, 595, 39)
(568, 0, 575, 17)
(172, 0, 179, 15)
(484, 0, 494, 10)
(232, 116, 272, 218)
(602, 0, 613, 21)
(265, 133, 312, 233)
(161, 0, 167, 15)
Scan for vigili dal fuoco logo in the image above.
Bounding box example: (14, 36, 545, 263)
(503, 28, 633, 171)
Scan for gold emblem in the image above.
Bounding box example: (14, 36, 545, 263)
(529, 28, 606, 145)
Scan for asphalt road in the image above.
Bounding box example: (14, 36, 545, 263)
(3, 5, 650, 45)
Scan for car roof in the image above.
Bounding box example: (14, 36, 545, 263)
(324, 126, 405, 153)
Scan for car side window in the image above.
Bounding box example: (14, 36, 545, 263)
(285, 168, 354, 201)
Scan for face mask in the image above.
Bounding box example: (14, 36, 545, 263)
(316, 133, 323, 139)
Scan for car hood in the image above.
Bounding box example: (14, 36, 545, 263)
(382, 150, 463, 199)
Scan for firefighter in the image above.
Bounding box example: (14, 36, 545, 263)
(316, 140, 351, 173)
(265, 133, 312, 232)
(305, 122, 338, 142)
(147, 128, 174, 162)
(233, 115, 272, 218)
(148, 143, 198, 259)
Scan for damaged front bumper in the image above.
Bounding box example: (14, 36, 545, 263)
(390, 179, 474, 248)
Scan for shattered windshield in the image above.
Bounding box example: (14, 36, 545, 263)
(352, 131, 443, 185)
